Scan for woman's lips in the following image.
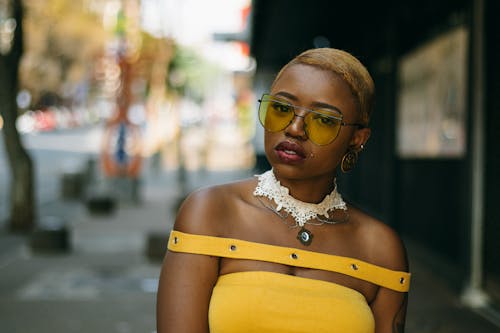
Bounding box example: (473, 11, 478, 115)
(274, 141, 307, 163)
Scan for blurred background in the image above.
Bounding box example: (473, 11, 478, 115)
(1, 0, 500, 332)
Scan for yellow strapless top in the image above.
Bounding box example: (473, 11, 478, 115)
(168, 230, 410, 333)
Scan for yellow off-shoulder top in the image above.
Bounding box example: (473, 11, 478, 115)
(167, 230, 411, 333)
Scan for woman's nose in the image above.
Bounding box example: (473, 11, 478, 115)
(285, 112, 307, 140)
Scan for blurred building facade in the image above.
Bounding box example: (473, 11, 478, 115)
(248, 0, 500, 324)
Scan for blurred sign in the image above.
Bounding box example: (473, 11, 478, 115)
(396, 26, 468, 158)
(101, 119, 142, 178)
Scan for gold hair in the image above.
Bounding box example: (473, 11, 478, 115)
(272, 48, 375, 126)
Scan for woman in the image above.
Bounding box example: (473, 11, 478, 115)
(157, 48, 410, 333)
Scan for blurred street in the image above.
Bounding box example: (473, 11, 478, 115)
(0, 125, 101, 225)
(0, 127, 499, 332)
(0, 124, 254, 332)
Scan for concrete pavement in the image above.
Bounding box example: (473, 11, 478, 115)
(0, 166, 499, 332)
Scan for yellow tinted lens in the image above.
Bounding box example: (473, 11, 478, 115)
(259, 99, 294, 132)
(304, 112, 341, 145)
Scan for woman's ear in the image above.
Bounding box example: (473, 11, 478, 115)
(349, 127, 371, 149)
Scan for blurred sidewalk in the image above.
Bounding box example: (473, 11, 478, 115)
(0, 167, 499, 333)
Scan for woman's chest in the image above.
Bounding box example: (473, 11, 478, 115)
(218, 197, 379, 302)
(219, 258, 379, 303)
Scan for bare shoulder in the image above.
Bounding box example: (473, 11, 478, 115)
(173, 177, 256, 236)
(350, 207, 409, 272)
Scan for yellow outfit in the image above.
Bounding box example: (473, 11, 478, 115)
(168, 230, 411, 333)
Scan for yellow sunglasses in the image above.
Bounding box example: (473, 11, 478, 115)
(258, 94, 363, 145)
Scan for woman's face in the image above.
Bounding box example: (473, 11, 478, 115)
(264, 63, 367, 182)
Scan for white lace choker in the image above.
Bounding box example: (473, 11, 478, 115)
(253, 169, 347, 245)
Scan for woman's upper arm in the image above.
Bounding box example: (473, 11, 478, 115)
(156, 251, 219, 333)
(156, 189, 222, 333)
(368, 222, 410, 333)
(371, 287, 408, 333)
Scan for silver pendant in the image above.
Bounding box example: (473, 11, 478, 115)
(297, 227, 313, 246)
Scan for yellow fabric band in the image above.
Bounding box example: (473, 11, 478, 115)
(168, 230, 411, 292)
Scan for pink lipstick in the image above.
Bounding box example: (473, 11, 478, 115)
(274, 141, 307, 163)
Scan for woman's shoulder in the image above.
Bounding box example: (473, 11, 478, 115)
(350, 207, 409, 272)
(173, 177, 257, 236)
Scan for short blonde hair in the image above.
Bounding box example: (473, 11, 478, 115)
(272, 48, 375, 126)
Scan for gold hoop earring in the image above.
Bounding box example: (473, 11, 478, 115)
(340, 149, 359, 173)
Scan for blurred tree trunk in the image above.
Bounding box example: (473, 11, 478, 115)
(0, 0, 35, 232)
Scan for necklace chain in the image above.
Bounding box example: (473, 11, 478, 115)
(253, 170, 349, 246)
(256, 196, 349, 228)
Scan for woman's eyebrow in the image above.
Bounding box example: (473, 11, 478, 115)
(311, 101, 343, 114)
(273, 91, 343, 114)
(274, 91, 297, 101)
